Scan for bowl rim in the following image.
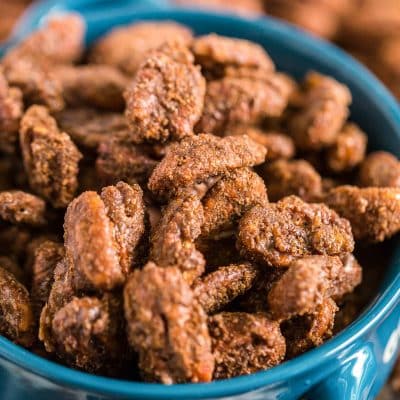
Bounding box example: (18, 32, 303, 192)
(1, 8, 400, 399)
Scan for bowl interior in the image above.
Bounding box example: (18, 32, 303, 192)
(1, 8, 399, 399)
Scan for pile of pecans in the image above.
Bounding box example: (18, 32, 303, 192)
(0, 14, 399, 384)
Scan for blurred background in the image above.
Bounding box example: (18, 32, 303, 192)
(2, 0, 399, 99)
(0, 0, 399, 398)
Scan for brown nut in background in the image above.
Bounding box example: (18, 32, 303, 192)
(0, 190, 46, 226)
(89, 21, 193, 76)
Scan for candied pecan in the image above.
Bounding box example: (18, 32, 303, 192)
(148, 134, 266, 199)
(19, 105, 82, 208)
(31, 240, 64, 318)
(193, 263, 259, 314)
(325, 123, 367, 173)
(39, 260, 74, 352)
(123, 262, 214, 383)
(150, 191, 205, 284)
(191, 34, 274, 80)
(55, 107, 129, 150)
(261, 159, 322, 202)
(0, 191, 46, 226)
(55, 65, 129, 111)
(0, 266, 35, 346)
(89, 21, 193, 76)
(209, 312, 285, 379)
(124, 41, 205, 144)
(201, 168, 268, 237)
(24, 235, 60, 278)
(64, 182, 145, 291)
(51, 294, 127, 373)
(267, 0, 346, 39)
(2, 14, 84, 65)
(100, 182, 146, 274)
(267, 256, 342, 320)
(358, 151, 400, 188)
(325, 185, 400, 242)
(0, 68, 23, 154)
(3, 58, 64, 112)
(288, 72, 351, 151)
(228, 126, 295, 161)
(281, 297, 338, 359)
(196, 75, 290, 136)
(2, 15, 85, 111)
(96, 135, 158, 186)
(237, 196, 354, 267)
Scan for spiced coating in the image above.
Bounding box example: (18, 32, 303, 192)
(55, 107, 128, 150)
(191, 34, 274, 80)
(149, 134, 266, 199)
(150, 192, 205, 284)
(19, 105, 82, 208)
(358, 151, 400, 188)
(0, 68, 23, 154)
(193, 263, 259, 314)
(64, 182, 145, 291)
(124, 42, 205, 144)
(237, 196, 354, 267)
(0, 190, 46, 226)
(288, 72, 351, 151)
(228, 126, 295, 161)
(96, 135, 158, 186)
(55, 65, 129, 111)
(267, 256, 342, 320)
(0, 266, 35, 346)
(123, 262, 214, 383)
(51, 294, 127, 373)
(196, 75, 291, 136)
(261, 159, 322, 202)
(31, 240, 64, 318)
(326, 123, 367, 173)
(202, 168, 268, 237)
(325, 185, 400, 242)
(89, 21, 193, 76)
(209, 312, 285, 379)
(282, 297, 338, 359)
(39, 260, 75, 352)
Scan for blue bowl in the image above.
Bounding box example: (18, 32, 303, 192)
(1, 1, 399, 399)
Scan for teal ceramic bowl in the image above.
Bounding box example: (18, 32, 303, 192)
(0, 1, 399, 399)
